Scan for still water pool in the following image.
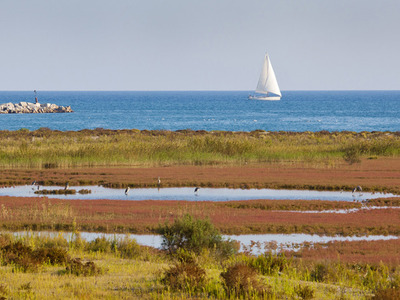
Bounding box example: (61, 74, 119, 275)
(0, 185, 394, 202)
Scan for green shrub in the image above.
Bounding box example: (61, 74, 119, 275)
(158, 214, 237, 258)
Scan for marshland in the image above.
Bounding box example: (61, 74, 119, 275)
(1, 128, 399, 169)
(1, 129, 400, 299)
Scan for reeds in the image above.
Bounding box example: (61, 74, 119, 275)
(1, 129, 399, 168)
(1, 226, 399, 299)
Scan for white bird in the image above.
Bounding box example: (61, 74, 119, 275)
(194, 187, 200, 193)
(125, 187, 130, 195)
(157, 177, 161, 186)
(64, 182, 69, 190)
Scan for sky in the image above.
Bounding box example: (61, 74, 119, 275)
(0, 0, 399, 91)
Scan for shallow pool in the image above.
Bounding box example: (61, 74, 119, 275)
(0, 185, 394, 202)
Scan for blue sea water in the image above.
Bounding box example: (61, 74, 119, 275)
(0, 90, 399, 132)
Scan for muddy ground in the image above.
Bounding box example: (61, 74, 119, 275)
(1, 157, 399, 192)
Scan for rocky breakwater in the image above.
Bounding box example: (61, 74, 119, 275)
(0, 102, 73, 114)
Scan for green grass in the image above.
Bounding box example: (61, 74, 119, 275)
(0, 128, 399, 168)
(1, 230, 399, 299)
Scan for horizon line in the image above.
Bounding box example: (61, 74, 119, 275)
(1, 89, 399, 92)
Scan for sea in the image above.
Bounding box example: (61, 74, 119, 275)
(0, 90, 399, 132)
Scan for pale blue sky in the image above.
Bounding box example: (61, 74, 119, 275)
(1, 0, 399, 91)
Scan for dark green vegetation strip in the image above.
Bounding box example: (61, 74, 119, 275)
(1, 128, 399, 168)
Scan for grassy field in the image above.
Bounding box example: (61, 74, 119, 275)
(1, 128, 399, 168)
(0, 222, 399, 299)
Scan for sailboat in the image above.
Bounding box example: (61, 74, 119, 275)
(249, 53, 281, 101)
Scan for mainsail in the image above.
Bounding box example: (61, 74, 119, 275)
(254, 53, 281, 97)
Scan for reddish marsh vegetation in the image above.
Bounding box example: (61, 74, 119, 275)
(1, 196, 400, 235)
(293, 239, 400, 266)
(1, 157, 400, 194)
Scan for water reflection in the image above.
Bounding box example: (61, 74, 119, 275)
(0, 185, 395, 202)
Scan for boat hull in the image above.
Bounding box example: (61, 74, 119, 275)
(248, 95, 281, 101)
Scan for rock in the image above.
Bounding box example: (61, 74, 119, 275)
(0, 101, 73, 114)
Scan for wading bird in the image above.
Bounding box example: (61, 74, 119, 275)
(157, 177, 161, 186)
(65, 182, 69, 190)
(194, 187, 200, 195)
(352, 186, 362, 193)
(125, 187, 130, 195)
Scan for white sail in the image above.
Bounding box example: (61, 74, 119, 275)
(254, 53, 281, 98)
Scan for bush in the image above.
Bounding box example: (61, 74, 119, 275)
(221, 263, 267, 298)
(1, 242, 41, 272)
(117, 237, 142, 259)
(1, 241, 70, 272)
(343, 146, 361, 164)
(248, 252, 291, 275)
(32, 247, 69, 265)
(85, 237, 115, 253)
(295, 284, 315, 300)
(162, 261, 206, 292)
(158, 214, 237, 258)
(0, 234, 12, 248)
(38, 234, 69, 249)
(64, 258, 104, 276)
